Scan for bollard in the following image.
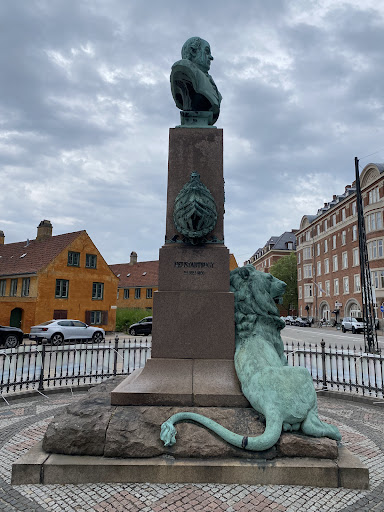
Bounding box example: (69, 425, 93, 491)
(113, 334, 119, 376)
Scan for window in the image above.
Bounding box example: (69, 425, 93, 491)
(303, 264, 312, 278)
(305, 231, 311, 241)
(324, 258, 329, 274)
(298, 252, 301, 264)
(352, 225, 357, 241)
(342, 252, 348, 269)
(334, 278, 339, 295)
(86, 254, 97, 269)
(369, 187, 379, 204)
(67, 251, 80, 267)
(371, 270, 384, 289)
(317, 225, 320, 236)
(298, 286, 302, 299)
(10, 279, 18, 297)
(135, 288, 141, 299)
(342, 208, 346, 221)
(324, 239, 328, 253)
(368, 240, 383, 260)
(354, 275, 361, 292)
(304, 284, 313, 298)
(298, 268, 302, 281)
(92, 282, 104, 300)
(316, 261, 321, 276)
(317, 282, 323, 297)
(332, 214, 337, 227)
(317, 243, 320, 256)
(343, 276, 349, 294)
(124, 288, 129, 299)
(55, 279, 69, 298)
(352, 202, 357, 216)
(287, 242, 293, 250)
(367, 212, 383, 232)
(324, 219, 328, 231)
(332, 255, 338, 272)
(325, 280, 330, 296)
(353, 247, 359, 266)
(0, 280, 6, 296)
(21, 278, 30, 297)
(332, 235, 337, 249)
(303, 247, 311, 260)
(90, 311, 102, 325)
(146, 288, 153, 299)
(341, 231, 346, 245)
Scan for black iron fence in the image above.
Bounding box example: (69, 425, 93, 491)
(0, 338, 383, 399)
(0, 336, 150, 399)
(285, 340, 383, 398)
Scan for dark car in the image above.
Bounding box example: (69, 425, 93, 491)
(294, 317, 311, 327)
(129, 317, 152, 336)
(0, 325, 23, 348)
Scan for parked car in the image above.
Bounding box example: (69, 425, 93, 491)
(285, 316, 296, 325)
(341, 317, 366, 334)
(0, 325, 23, 348)
(293, 317, 311, 327)
(29, 320, 105, 345)
(129, 317, 152, 336)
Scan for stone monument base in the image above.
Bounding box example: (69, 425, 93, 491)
(12, 442, 368, 489)
(111, 359, 248, 407)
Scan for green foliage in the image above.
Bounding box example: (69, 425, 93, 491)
(269, 253, 298, 314)
(115, 308, 152, 332)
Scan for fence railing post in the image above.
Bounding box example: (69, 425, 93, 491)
(321, 339, 327, 390)
(113, 334, 119, 376)
(38, 344, 46, 392)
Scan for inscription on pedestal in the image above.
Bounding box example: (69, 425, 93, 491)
(175, 260, 214, 276)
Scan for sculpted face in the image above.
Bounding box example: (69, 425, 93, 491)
(191, 39, 214, 73)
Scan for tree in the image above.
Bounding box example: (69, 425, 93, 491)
(269, 252, 298, 316)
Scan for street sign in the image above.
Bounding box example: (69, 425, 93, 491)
(381, 305, 384, 313)
(335, 302, 342, 307)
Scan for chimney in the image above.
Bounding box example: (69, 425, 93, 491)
(129, 251, 138, 265)
(324, 202, 328, 208)
(333, 195, 337, 200)
(345, 185, 351, 192)
(0, 230, 4, 245)
(36, 220, 53, 241)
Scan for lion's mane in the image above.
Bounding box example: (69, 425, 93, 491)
(230, 265, 286, 341)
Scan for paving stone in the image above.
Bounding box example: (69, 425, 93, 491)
(0, 392, 384, 510)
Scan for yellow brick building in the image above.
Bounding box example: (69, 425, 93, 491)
(0, 221, 118, 333)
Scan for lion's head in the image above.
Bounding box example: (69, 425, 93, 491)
(230, 265, 286, 339)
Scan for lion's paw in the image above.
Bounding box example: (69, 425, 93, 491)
(160, 421, 178, 447)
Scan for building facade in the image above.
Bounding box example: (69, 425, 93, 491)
(296, 163, 384, 324)
(0, 221, 118, 333)
(244, 231, 298, 272)
(110, 253, 159, 311)
(111, 252, 239, 311)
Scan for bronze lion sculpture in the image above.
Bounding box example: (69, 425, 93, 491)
(160, 265, 341, 451)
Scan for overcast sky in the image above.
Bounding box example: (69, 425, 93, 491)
(1, 0, 384, 266)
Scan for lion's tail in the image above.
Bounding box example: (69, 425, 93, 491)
(160, 412, 282, 452)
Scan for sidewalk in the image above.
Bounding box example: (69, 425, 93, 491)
(0, 391, 383, 511)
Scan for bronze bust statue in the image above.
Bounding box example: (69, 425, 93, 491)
(170, 37, 222, 126)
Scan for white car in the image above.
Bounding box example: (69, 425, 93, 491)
(341, 317, 366, 334)
(29, 319, 105, 345)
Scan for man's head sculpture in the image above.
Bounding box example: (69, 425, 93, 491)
(170, 37, 222, 126)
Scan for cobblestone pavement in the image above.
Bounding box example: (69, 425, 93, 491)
(0, 392, 383, 512)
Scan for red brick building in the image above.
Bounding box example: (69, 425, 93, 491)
(296, 163, 384, 324)
(244, 231, 298, 272)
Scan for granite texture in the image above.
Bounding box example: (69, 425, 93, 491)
(43, 379, 338, 460)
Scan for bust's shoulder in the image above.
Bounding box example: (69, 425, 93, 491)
(171, 59, 199, 73)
